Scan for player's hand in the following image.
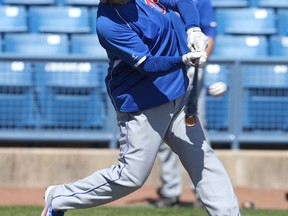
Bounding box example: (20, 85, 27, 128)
(182, 51, 207, 67)
(187, 27, 208, 52)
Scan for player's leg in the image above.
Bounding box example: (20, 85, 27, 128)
(187, 67, 209, 206)
(155, 142, 182, 207)
(42, 101, 175, 213)
(165, 95, 241, 216)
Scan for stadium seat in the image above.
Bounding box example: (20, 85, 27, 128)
(70, 34, 107, 59)
(3, 33, 69, 56)
(277, 10, 288, 36)
(0, 37, 2, 53)
(250, 0, 288, 8)
(269, 36, 288, 56)
(35, 62, 106, 129)
(243, 92, 288, 131)
(205, 64, 231, 131)
(90, 7, 97, 34)
(0, 62, 35, 128)
(0, 6, 27, 32)
(242, 64, 288, 89)
(29, 6, 91, 33)
(61, 0, 100, 6)
(242, 63, 288, 131)
(216, 8, 277, 35)
(3, 0, 56, 5)
(211, 0, 248, 8)
(211, 35, 268, 58)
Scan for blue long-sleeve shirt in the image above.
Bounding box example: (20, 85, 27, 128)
(96, 0, 200, 112)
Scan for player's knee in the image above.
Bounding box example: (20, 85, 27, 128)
(127, 176, 146, 188)
(120, 171, 147, 188)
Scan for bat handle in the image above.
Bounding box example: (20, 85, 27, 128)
(185, 58, 200, 127)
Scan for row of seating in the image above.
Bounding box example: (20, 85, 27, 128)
(0, 61, 107, 129)
(212, 35, 288, 57)
(1, 0, 288, 8)
(216, 8, 288, 36)
(0, 0, 100, 6)
(1, 6, 288, 36)
(1, 59, 287, 132)
(212, 0, 288, 8)
(0, 33, 107, 59)
(0, 6, 97, 34)
(1, 33, 287, 58)
(205, 62, 288, 131)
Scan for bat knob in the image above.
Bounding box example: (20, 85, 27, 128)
(185, 116, 197, 127)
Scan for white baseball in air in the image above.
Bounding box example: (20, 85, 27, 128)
(208, 82, 227, 97)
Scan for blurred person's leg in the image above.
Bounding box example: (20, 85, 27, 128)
(156, 142, 182, 207)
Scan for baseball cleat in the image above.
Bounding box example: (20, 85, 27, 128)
(153, 196, 180, 208)
(41, 185, 65, 216)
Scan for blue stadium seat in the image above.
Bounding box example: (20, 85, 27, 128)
(242, 64, 288, 89)
(211, 35, 268, 58)
(205, 64, 231, 131)
(35, 62, 106, 129)
(70, 34, 107, 59)
(269, 36, 288, 56)
(211, 0, 248, 8)
(243, 92, 288, 131)
(216, 8, 277, 35)
(277, 10, 288, 36)
(0, 37, 2, 53)
(0, 6, 27, 32)
(0, 62, 35, 128)
(242, 64, 288, 131)
(61, 0, 99, 6)
(3, 0, 56, 5)
(250, 0, 288, 8)
(90, 7, 97, 34)
(4, 33, 69, 56)
(29, 6, 91, 33)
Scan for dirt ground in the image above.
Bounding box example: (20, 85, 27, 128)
(0, 186, 287, 210)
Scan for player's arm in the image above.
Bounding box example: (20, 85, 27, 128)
(97, 18, 202, 76)
(197, 0, 216, 58)
(158, 0, 200, 29)
(206, 37, 214, 58)
(159, 0, 208, 58)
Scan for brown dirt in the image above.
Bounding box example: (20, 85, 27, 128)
(0, 186, 287, 210)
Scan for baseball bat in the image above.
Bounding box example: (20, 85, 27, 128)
(185, 58, 199, 127)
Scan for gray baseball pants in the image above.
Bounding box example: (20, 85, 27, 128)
(158, 67, 207, 198)
(50, 89, 241, 216)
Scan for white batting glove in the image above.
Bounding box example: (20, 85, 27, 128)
(182, 51, 207, 67)
(187, 27, 208, 52)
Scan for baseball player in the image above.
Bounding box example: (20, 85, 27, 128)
(155, 0, 217, 208)
(41, 0, 241, 215)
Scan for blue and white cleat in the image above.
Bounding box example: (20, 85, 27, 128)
(41, 185, 64, 216)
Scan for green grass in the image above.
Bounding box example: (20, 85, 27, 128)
(0, 206, 287, 216)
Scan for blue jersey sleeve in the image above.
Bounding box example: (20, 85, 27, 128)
(97, 16, 150, 68)
(158, 0, 200, 30)
(197, 0, 216, 39)
(97, 12, 185, 76)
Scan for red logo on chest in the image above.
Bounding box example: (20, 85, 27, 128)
(145, 0, 166, 14)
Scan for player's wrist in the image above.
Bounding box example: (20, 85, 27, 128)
(187, 27, 202, 34)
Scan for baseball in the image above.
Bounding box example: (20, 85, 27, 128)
(208, 82, 227, 97)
